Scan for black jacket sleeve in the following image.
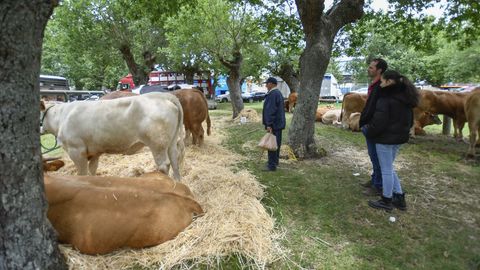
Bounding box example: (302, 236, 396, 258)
(365, 98, 389, 139)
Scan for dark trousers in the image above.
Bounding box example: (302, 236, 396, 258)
(361, 128, 382, 189)
(267, 129, 282, 169)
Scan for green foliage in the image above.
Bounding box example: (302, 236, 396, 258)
(164, 0, 268, 79)
(41, 0, 193, 89)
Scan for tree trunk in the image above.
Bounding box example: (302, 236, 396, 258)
(288, 38, 331, 158)
(278, 62, 301, 93)
(220, 51, 244, 119)
(289, 0, 364, 158)
(0, 1, 67, 269)
(226, 68, 244, 119)
(119, 44, 149, 86)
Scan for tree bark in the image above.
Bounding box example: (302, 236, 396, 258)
(289, 0, 364, 158)
(0, 1, 67, 269)
(220, 51, 244, 119)
(278, 62, 301, 93)
(119, 44, 151, 86)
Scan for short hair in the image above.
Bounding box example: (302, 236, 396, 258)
(372, 58, 388, 74)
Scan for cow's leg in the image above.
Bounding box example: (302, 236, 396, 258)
(168, 140, 182, 181)
(457, 120, 465, 141)
(151, 148, 170, 176)
(68, 149, 88, 175)
(192, 124, 204, 146)
(467, 122, 477, 158)
(88, 155, 100, 175)
(184, 128, 192, 145)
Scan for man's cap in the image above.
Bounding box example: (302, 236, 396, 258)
(264, 77, 277, 84)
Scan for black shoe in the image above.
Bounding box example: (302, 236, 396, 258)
(360, 180, 373, 188)
(363, 186, 382, 196)
(368, 196, 393, 211)
(392, 193, 407, 211)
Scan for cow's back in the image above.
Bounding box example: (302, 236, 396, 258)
(100, 91, 138, 100)
(57, 93, 181, 154)
(44, 174, 203, 255)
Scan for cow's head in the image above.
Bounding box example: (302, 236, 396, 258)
(43, 157, 65, 172)
(426, 112, 442, 125)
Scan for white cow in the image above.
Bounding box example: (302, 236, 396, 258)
(41, 92, 185, 180)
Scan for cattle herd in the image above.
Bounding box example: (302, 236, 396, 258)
(285, 88, 480, 158)
(40, 89, 210, 254)
(38, 87, 479, 256)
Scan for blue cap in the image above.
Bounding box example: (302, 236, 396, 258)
(264, 77, 277, 85)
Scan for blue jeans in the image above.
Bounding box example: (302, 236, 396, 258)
(375, 144, 403, 198)
(362, 127, 382, 189)
(267, 129, 282, 169)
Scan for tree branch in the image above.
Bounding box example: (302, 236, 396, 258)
(326, 0, 364, 34)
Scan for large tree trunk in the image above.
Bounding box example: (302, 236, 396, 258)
(220, 51, 244, 119)
(0, 1, 67, 269)
(119, 44, 153, 86)
(289, 0, 364, 158)
(226, 68, 244, 118)
(278, 62, 301, 93)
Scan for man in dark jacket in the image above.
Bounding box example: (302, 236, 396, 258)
(359, 58, 388, 195)
(262, 77, 286, 171)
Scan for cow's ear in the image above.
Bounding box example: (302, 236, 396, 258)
(40, 100, 46, 111)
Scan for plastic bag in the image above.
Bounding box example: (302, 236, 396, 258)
(258, 132, 278, 151)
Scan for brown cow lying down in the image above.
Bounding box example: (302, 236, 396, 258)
(315, 105, 336, 122)
(44, 173, 203, 255)
(321, 109, 342, 125)
(465, 88, 480, 157)
(172, 89, 212, 146)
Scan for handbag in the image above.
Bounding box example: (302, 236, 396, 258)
(258, 132, 278, 151)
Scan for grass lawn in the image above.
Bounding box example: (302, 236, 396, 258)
(215, 101, 480, 269)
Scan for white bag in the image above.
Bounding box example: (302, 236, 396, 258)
(258, 132, 278, 151)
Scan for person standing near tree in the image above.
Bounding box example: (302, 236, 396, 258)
(262, 77, 286, 171)
(359, 58, 388, 196)
(364, 70, 419, 211)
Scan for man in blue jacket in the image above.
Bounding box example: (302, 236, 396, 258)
(262, 77, 286, 171)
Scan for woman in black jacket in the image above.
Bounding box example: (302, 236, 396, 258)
(364, 70, 419, 211)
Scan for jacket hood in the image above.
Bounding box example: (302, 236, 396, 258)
(379, 83, 416, 107)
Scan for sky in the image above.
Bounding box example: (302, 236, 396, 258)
(325, 0, 444, 17)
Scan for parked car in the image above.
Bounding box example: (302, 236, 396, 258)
(350, 87, 368, 94)
(245, 91, 266, 102)
(215, 92, 231, 103)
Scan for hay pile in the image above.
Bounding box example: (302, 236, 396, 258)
(233, 108, 261, 123)
(51, 118, 285, 269)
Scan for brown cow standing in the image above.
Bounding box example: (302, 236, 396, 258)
(464, 88, 480, 157)
(286, 92, 298, 113)
(44, 173, 203, 255)
(414, 90, 468, 139)
(340, 92, 367, 128)
(172, 89, 211, 145)
(341, 91, 441, 134)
